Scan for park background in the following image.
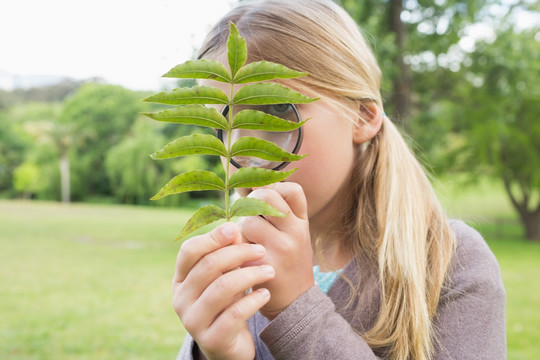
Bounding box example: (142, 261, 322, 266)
(1, 0, 539, 359)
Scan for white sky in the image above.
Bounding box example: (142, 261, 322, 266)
(0, 0, 237, 90)
(1, 1, 537, 91)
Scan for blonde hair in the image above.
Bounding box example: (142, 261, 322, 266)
(198, 1, 456, 359)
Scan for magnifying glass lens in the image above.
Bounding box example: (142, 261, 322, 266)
(221, 104, 302, 170)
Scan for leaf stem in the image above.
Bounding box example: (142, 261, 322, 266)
(224, 81, 235, 222)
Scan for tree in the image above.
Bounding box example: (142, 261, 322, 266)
(341, 0, 487, 124)
(13, 162, 47, 199)
(59, 83, 142, 201)
(452, 26, 540, 240)
(339, 0, 540, 240)
(0, 110, 31, 196)
(23, 118, 73, 202)
(105, 117, 170, 205)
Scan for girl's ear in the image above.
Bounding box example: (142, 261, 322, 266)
(353, 102, 383, 144)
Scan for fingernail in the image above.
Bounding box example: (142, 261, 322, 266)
(220, 222, 237, 238)
(253, 244, 265, 255)
(261, 265, 275, 277)
(257, 288, 270, 299)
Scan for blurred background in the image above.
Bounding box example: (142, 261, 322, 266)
(1, 0, 539, 359)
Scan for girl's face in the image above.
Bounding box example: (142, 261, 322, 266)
(201, 79, 373, 228)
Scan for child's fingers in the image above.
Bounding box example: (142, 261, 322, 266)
(191, 265, 275, 330)
(173, 243, 266, 316)
(239, 215, 282, 248)
(173, 222, 241, 285)
(270, 182, 308, 220)
(247, 183, 308, 231)
(252, 182, 308, 220)
(206, 287, 271, 343)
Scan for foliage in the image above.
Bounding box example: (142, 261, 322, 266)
(59, 83, 143, 200)
(143, 23, 317, 240)
(13, 162, 46, 198)
(0, 110, 31, 196)
(341, 0, 488, 123)
(341, 0, 540, 240)
(0, 79, 83, 109)
(104, 117, 199, 206)
(448, 26, 540, 240)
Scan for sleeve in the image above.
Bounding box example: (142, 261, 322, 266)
(259, 286, 381, 360)
(433, 221, 506, 359)
(176, 332, 196, 360)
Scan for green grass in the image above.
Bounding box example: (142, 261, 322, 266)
(436, 177, 540, 360)
(1, 177, 539, 359)
(484, 232, 540, 360)
(0, 200, 191, 359)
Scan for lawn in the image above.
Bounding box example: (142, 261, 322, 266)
(0, 200, 191, 359)
(1, 178, 539, 359)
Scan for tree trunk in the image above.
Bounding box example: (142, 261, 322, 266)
(389, 0, 412, 125)
(59, 152, 70, 203)
(502, 175, 540, 241)
(521, 211, 540, 242)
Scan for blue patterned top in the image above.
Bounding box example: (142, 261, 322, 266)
(313, 265, 343, 294)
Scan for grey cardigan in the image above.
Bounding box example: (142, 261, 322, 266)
(177, 220, 506, 359)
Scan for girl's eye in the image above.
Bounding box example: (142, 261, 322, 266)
(268, 104, 292, 116)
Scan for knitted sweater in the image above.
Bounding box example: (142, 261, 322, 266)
(177, 220, 506, 359)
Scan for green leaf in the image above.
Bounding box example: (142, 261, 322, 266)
(175, 205, 227, 241)
(227, 23, 247, 78)
(230, 197, 287, 218)
(142, 86, 228, 105)
(234, 61, 308, 84)
(142, 105, 228, 130)
(151, 134, 227, 159)
(228, 167, 297, 188)
(233, 83, 319, 105)
(232, 109, 307, 131)
(151, 171, 225, 200)
(163, 59, 231, 83)
(230, 137, 307, 162)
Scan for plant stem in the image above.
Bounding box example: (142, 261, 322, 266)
(224, 82, 235, 222)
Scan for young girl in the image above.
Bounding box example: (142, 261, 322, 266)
(172, 0, 506, 359)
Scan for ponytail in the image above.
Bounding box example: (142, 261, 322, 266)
(349, 117, 455, 360)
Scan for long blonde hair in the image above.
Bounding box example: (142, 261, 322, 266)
(197, 1, 456, 359)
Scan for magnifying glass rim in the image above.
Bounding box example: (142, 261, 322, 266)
(217, 104, 303, 171)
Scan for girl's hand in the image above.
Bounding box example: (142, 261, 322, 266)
(239, 182, 314, 320)
(172, 222, 276, 360)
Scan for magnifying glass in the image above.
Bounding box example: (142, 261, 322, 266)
(217, 104, 303, 170)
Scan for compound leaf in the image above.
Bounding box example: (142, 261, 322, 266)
(142, 86, 228, 105)
(228, 168, 296, 189)
(230, 137, 307, 162)
(230, 197, 287, 218)
(175, 205, 227, 241)
(232, 109, 307, 131)
(234, 61, 307, 84)
(151, 171, 225, 200)
(151, 134, 227, 159)
(163, 59, 231, 83)
(227, 23, 247, 78)
(142, 105, 228, 131)
(233, 83, 318, 105)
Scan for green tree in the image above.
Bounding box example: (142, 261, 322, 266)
(105, 117, 168, 204)
(0, 110, 31, 196)
(452, 27, 540, 240)
(13, 162, 47, 199)
(0, 102, 63, 199)
(340, 0, 487, 123)
(59, 83, 142, 201)
(23, 118, 73, 202)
